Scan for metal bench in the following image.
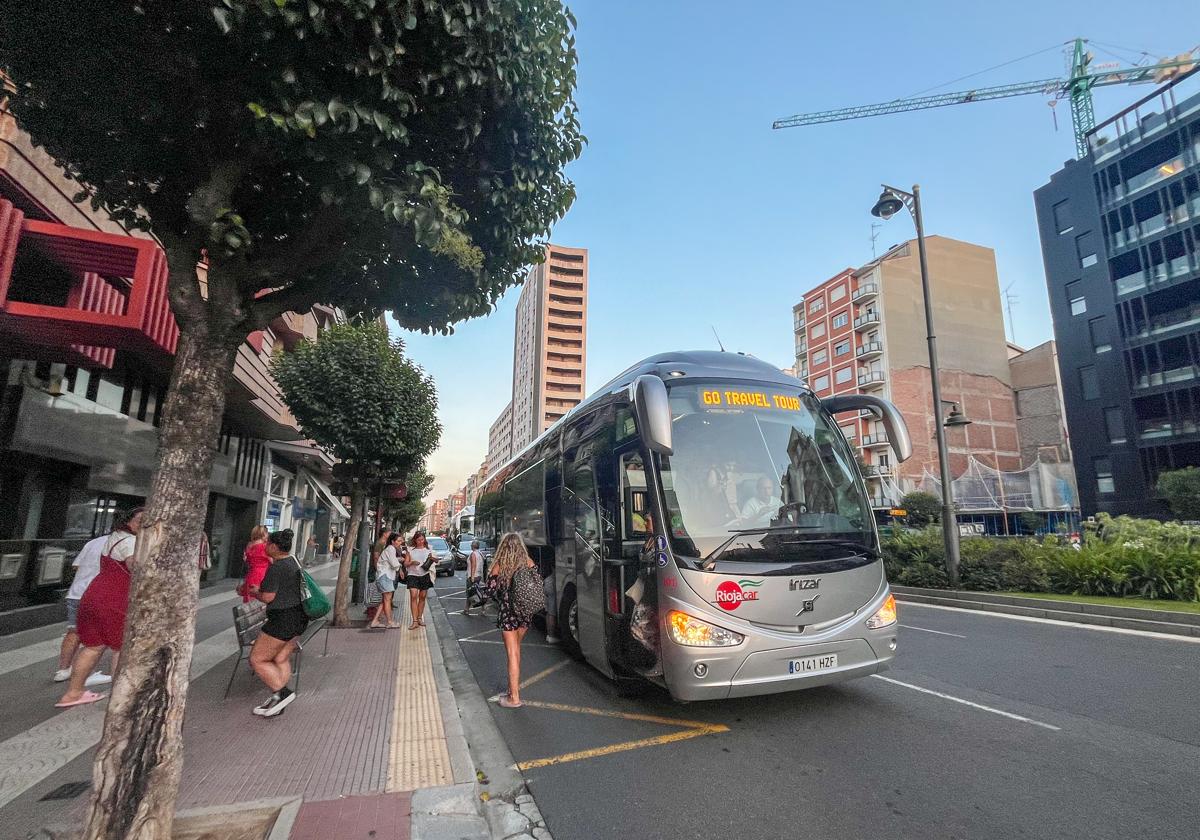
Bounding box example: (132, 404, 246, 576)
(224, 601, 330, 699)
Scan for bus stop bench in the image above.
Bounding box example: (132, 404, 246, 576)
(224, 601, 330, 699)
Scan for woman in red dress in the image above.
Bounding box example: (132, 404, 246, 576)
(56, 507, 144, 708)
(239, 525, 271, 602)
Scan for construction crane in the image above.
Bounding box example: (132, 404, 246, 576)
(773, 38, 1199, 158)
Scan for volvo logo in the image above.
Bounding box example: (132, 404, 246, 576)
(796, 594, 821, 616)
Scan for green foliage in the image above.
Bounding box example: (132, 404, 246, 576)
(1, 0, 583, 332)
(383, 469, 432, 532)
(271, 321, 439, 475)
(1018, 511, 1043, 535)
(1156, 467, 1200, 521)
(881, 514, 1200, 602)
(900, 491, 941, 528)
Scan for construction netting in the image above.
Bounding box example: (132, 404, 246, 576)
(874, 457, 1079, 512)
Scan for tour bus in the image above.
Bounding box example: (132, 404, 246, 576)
(475, 351, 912, 701)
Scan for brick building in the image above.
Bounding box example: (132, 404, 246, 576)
(794, 236, 1020, 507)
(1008, 340, 1074, 465)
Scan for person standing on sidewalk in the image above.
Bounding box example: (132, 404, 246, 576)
(249, 529, 308, 717)
(53, 532, 113, 689)
(369, 532, 404, 629)
(486, 533, 542, 709)
(55, 507, 144, 708)
(404, 532, 434, 630)
(239, 525, 270, 603)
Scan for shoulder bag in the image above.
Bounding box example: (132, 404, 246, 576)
(295, 557, 331, 619)
(508, 564, 546, 622)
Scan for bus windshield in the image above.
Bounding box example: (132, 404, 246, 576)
(657, 382, 874, 561)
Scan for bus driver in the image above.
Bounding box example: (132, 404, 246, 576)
(740, 476, 783, 524)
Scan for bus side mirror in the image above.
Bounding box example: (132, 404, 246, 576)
(631, 375, 673, 455)
(821, 394, 912, 462)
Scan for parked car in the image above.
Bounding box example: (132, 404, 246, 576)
(454, 537, 492, 572)
(428, 536, 455, 577)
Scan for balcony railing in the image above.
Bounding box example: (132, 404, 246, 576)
(861, 434, 889, 447)
(854, 312, 881, 330)
(852, 282, 878, 302)
(1139, 419, 1200, 441)
(858, 370, 886, 386)
(1127, 304, 1200, 343)
(856, 341, 883, 358)
(796, 339, 808, 354)
(1133, 364, 1200, 390)
(862, 464, 892, 478)
(1116, 255, 1198, 297)
(794, 311, 806, 330)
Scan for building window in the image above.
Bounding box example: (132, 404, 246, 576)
(1079, 365, 1099, 400)
(809, 299, 824, 314)
(1066, 280, 1086, 315)
(834, 340, 850, 356)
(1094, 458, 1114, 494)
(813, 374, 830, 391)
(835, 366, 852, 385)
(1076, 232, 1098, 269)
(810, 322, 826, 339)
(840, 424, 856, 439)
(1053, 200, 1074, 235)
(1089, 317, 1111, 353)
(1104, 407, 1126, 444)
(832, 313, 849, 329)
(830, 285, 846, 302)
(812, 348, 827, 365)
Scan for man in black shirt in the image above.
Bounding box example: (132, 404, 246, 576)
(248, 529, 308, 717)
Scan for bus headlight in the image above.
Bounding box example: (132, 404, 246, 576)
(866, 594, 897, 629)
(667, 610, 744, 647)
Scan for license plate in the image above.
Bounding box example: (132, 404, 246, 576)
(788, 653, 838, 675)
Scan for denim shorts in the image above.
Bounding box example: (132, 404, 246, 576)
(376, 574, 396, 593)
(65, 598, 80, 629)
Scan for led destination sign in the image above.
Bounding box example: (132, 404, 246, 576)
(700, 390, 801, 411)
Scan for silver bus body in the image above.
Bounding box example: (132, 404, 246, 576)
(475, 351, 909, 701)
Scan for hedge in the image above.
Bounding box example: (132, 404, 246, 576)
(881, 513, 1200, 603)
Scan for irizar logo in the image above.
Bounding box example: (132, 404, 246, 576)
(714, 579, 762, 611)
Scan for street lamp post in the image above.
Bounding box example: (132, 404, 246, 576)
(871, 183, 962, 586)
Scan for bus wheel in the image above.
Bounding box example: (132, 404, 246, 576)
(558, 588, 583, 660)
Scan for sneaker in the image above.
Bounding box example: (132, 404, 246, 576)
(53, 669, 71, 683)
(545, 635, 561, 645)
(259, 688, 296, 718)
(84, 672, 112, 688)
(252, 692, 280, 716)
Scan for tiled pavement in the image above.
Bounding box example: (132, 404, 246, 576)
(291, 791, 413, 840)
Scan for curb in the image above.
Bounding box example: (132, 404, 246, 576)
(427, 587, 554, 840)
(893, 586, 1200, 638)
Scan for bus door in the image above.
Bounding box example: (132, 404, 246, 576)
(564, 445, 609, 672)
(611, 446, 662, 676)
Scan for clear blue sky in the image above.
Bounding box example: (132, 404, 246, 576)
(393, 0, 1198, 502)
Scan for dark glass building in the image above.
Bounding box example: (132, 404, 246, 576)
(1035, 71, 1200, 516)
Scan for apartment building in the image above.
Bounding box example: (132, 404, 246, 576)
(794, 236, 1020, 507)
(1035, 70, 1200, 517)
(486, 244, 588, 471)
(0, 104, 347, 613)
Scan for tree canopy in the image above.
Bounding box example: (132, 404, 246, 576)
(1156, 467, 1200, 521)
(1, 0, 582, 333)
(271, 320, 440, 474)
(900, 491, 941, 528)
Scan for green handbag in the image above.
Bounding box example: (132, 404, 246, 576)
(295, 558, 331, 619)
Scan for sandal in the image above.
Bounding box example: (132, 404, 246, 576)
(386, 623, 402, 629)
(55, 690, 106, 708)
(498, 696, 524, 709)
(408, 623, 420, 630)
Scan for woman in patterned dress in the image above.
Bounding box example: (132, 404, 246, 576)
(486, 532, 537, 709)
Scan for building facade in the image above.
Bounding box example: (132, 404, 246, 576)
(0, 105, 346, 612)
(1035, 71, 1200, 516)
(794, 236, 1021, 508)
(485, 243, 588, 472)
(1008, 340, 1073, 465)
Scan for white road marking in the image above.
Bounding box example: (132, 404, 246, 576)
(900, 624, 967, 638)
(458, 638, 557, 649)
(901, 601, 1200, 644)
(871, 674, 1061, 731)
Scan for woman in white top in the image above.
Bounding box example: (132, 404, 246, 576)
(404, 532, 434, 630)
(368, 533, 405, 629)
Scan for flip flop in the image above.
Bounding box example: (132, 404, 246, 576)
(498, 696, 524, 709)
(55, 691, 106, 709)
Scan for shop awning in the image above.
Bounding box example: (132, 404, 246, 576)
(309, 474, 351, 521)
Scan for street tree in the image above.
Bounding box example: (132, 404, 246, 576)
(272, 321, 439, 626)
(1156, 467, 1200, 521)
(384, 469, 434, 533)
(1, 2, 580, 836)
(901, 491, 942, 528)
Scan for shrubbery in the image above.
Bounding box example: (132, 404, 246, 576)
(881, 513, 1200, 603)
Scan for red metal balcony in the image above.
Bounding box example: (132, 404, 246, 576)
(0, 198, 178, 368)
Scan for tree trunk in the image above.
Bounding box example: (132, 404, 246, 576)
(83, 320, 239, 840)
(333, 487, 364, 627)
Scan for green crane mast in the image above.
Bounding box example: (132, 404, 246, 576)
(773, 38, 1199, 158)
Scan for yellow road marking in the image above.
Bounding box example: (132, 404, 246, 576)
(519, 660, 572, 690)
(509, 699, 730, 770)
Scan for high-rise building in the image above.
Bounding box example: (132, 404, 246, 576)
(1034, 72, 1200, 517)
(486, 244, 588, 470)
(794, 236, 1020, 508)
